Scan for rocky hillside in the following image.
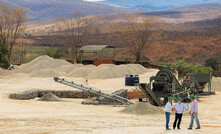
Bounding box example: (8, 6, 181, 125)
(98, 0, 221, 10)
(0, 0, 127, 20)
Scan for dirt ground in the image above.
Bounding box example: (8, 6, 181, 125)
(0, 74, 220, 134)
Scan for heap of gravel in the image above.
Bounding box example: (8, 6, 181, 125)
(30, 69, 65, 77)
(1, 55, 153, 79)
(121, 102, 164, 115)
(87, 64, 148, 79)
(38, 92, 63, 102)
(21, 55, 71, 73)
(68, 67, 96, 78)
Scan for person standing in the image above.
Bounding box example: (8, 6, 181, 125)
(165, 97, 173, 130)
(188, 94, 201, 130)
(172, 97, 187, 129)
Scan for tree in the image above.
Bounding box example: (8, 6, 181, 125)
(0, 4, 28, 63)
(106, 13, 164, 62)
(205, 58, 219, 71)
(56, 11, 99, 61)
(0, 40, 10, 69)
(161, 60, 213, 78)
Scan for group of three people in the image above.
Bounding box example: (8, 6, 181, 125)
(165, 94, 201, 130)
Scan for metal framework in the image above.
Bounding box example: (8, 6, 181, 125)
(54, 77, 135, 105)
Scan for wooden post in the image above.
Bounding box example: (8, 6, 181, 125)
(80, 50, 83, 64)
(113, 48, 116, 60)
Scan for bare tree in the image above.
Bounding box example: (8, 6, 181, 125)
(106, 13, 164, 62)
(56, 12, 99, 62)
(0, 4, 28, 62)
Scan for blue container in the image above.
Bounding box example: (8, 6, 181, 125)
(125, 75, 139, 86)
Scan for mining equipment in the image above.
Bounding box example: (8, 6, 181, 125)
(139, 68, 212, 106)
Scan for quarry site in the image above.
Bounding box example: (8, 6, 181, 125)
(0, 55, 220, 133)
(0, 0, 221, 133)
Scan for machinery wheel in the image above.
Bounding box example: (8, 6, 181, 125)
(156, 69, 174, 83)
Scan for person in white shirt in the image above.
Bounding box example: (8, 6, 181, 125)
(188, 94, 201, 130)
(172, 97, 187, 129)
(165, 97, 174, 130)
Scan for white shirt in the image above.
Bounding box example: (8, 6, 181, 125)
(165, 102, 173, 113)
(172, 102, 187, 114)
(190, 99, 198, 114)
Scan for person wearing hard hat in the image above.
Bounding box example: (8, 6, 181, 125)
(188, 94, 201, 130)
(165, 97, 174, 130)
(172, 97, 187, 129)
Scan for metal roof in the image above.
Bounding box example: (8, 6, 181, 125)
(79, 45, 115, 51)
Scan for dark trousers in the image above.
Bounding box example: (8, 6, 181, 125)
(173, 113, 183, 129)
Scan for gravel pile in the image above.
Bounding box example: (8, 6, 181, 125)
(38, 92, 63, 102)
(121, 102, 164, 115)
(1, 55, 152, 79)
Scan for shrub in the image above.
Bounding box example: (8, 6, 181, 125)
(53, 47, 68, 59)
(0, 40, 10, 69)
(205, 58, 219, 71)
(160, 60, 213, 78)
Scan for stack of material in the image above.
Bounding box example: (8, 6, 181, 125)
(121, 102, 164, 115)
(1, 55, 155, 79)
(21, 55, 71, 73)
(81, 89, 128, 105)
(212, 77, 221, 91)
(9, 90, 38, 100)
(87, 64, 148, 79)
(38, 92, 63, 101)
(9, 90, 97, 100)
(68, 67, 96, 78)
(30, 69, 66, 77)
(37, 90, 97, 98)
(54, 65, 79, 74)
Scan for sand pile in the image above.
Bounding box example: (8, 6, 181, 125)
(126, 64, 149, 74)
(96, 64, 116, 69)
(87, 64, 148, 79)
(212, 77, 221, 91)
(30, 69, 65, 77)
(21, 55, 71, 73)
(121, 102, 164, 115)
(1, 55, 151, 79)
(38, 92, 63, 101)
(0, 68, 12, 76)
(68, 67, 95, 78)
(12, 65, 24, 73)
(55, 65, 79, 74)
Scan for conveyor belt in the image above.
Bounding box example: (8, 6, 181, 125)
(54, 77, 135, 105)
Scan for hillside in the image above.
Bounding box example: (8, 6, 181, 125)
(98, 0, 221, 10)
(0, 0, 127, 20)
(141, 3, 221, 24)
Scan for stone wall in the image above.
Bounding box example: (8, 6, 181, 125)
(9, 90, 97, 100)
(9, 89, 129, 105)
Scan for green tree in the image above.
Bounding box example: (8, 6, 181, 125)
(205, 58, 219, 71)
(0, 40, 10, 69)
(161, 60, 213, 78)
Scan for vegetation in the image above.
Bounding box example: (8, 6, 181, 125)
(160, 60, 213, 78)
(0, 40, 10, 69)
(56, 11, 100, 61)
(106, 13, 164, 62)
(205, 58, 219, 71)
(0, 4, 27, 62)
